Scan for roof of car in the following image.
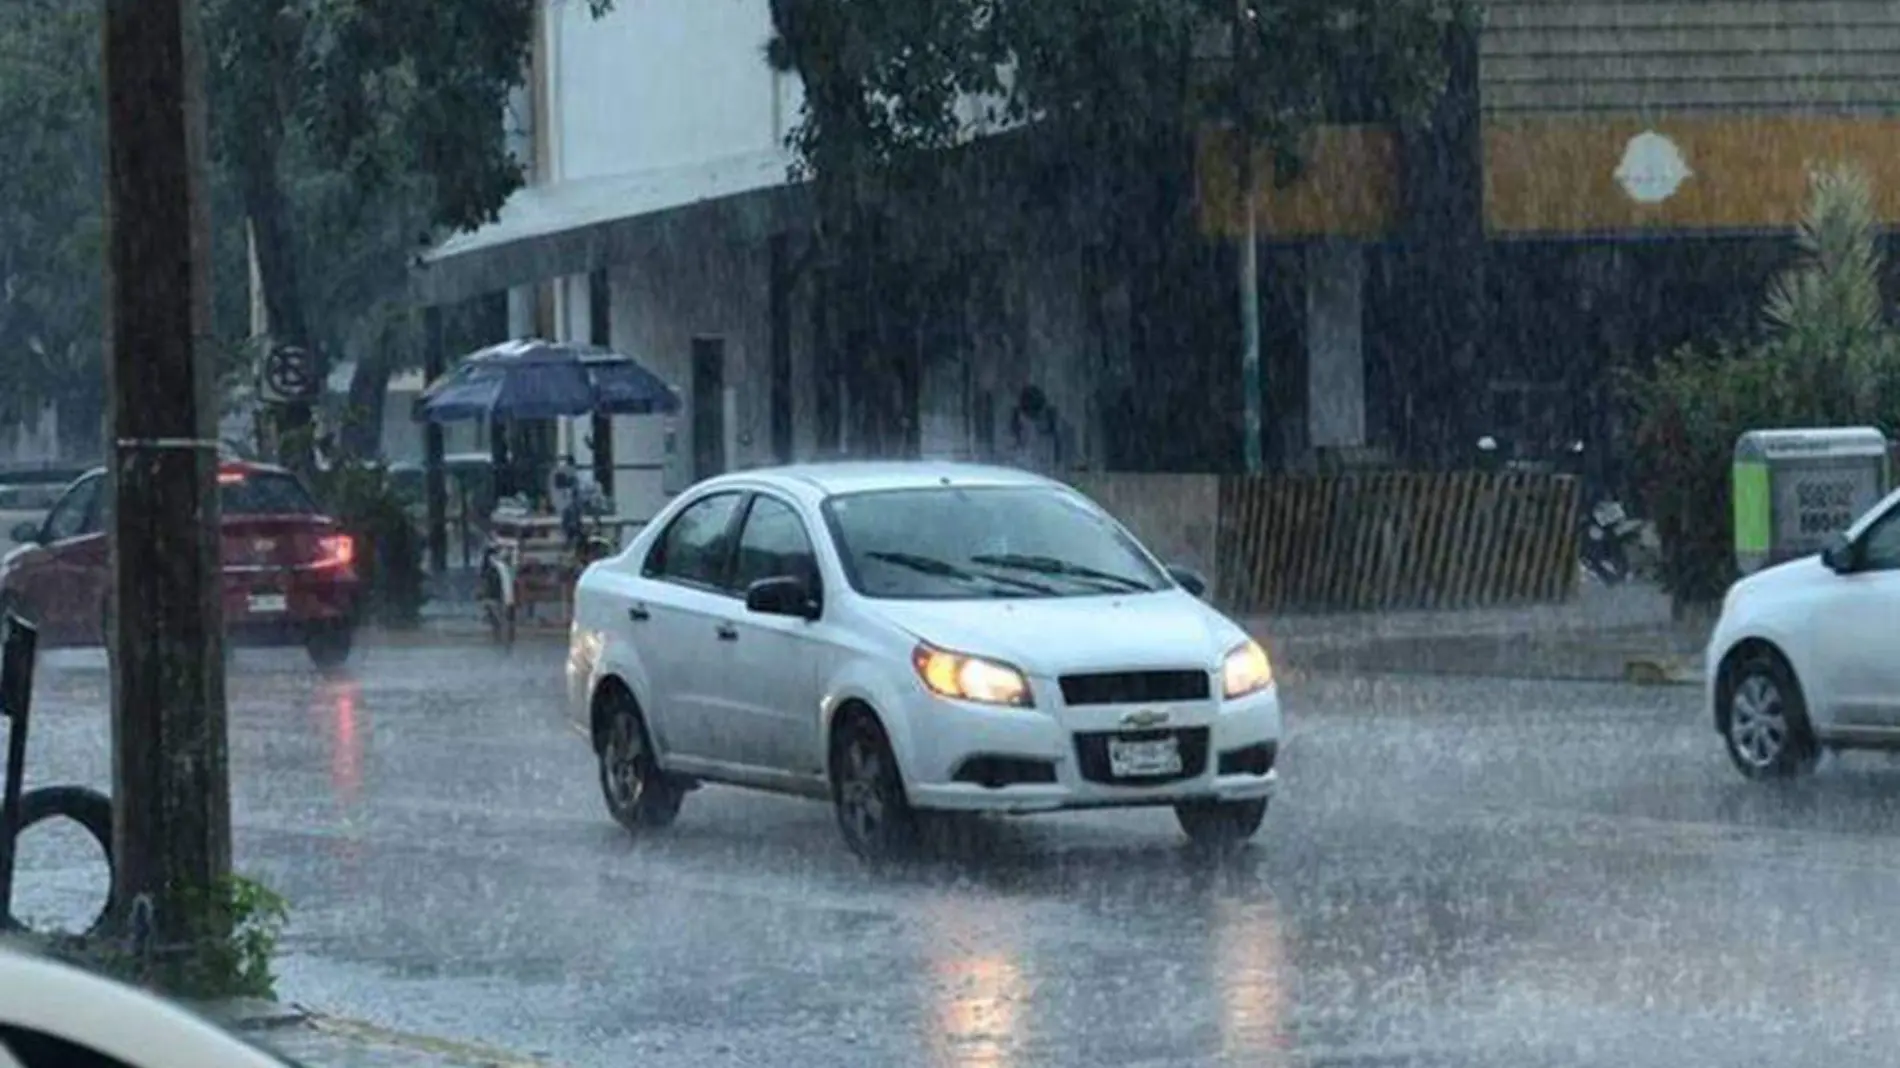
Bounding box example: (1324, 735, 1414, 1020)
(706, 461, 1057, 498)
(72, 458, 295, 483)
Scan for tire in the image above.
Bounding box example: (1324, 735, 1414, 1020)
(1175, 798, 1269, 853)
(1722, 649, 1818, 780)
(829, 710, 919, 864)
(3, 785, 115, 935)
(305, 622, 354, 672)
(596, 689, 683, 833)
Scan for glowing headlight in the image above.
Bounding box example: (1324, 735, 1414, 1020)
(912, 644, 1034, 707)
(1222, 640, 1274, 699)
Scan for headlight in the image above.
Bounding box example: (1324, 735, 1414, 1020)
(912, 643, 1034, 707)
(1222, 640, 1274, 699)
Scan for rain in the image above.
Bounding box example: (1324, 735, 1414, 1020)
(6, 1, 1900, 1067)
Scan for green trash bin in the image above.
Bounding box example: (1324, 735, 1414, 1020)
(1733, 426, 1890, 575)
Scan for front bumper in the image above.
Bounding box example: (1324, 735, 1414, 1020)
(899, 684, 1282, 814)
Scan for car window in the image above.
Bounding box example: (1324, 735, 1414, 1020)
(40, 477, 99, 543)
(0, 1025, 138, 1068)
(1858, 505, 1900, 571)
(644, 491, 743, 589)
(732, 495, 820, 594)
(220, 471, 320, 516)
(822, 484, 1169, 600)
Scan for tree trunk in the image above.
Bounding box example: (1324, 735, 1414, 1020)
(233, 120, 315, 471)
(341, 344, 393, 460)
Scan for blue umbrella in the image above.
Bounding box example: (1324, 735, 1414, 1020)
(414, 339, 681, 423)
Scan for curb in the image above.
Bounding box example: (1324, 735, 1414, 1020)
(297, 1009, 553, 1068)
(193, 997, 309, 1031)
(1622, 655, 1703, 687)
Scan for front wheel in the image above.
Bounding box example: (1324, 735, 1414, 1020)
(3, 785, 115, 935)
(830, 712, 920, 865)
(305, 622, 354, 672)
(1722, 651, 1818, 779)
(1175, 798, 1269, 853)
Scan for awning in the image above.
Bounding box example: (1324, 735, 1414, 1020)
(412, 149, 801, 306)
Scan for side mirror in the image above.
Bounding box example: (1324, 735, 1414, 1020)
(8, 522, 40, 545)
(1166, 564, 1209, 599)
(1821, 534, 1855, 574)
(745, 575, 821, 620)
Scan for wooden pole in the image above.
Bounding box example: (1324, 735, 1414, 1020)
(103, 0, 231, 944)
(423, 305, 449, 575)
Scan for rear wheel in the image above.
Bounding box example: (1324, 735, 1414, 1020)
(305, 622, 354, 672)
(596, 689, 683, 833)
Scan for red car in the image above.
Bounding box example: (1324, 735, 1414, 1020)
(0, 461, 359, 668)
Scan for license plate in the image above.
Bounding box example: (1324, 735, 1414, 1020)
(1107, 735, 1182, 778)
(247, 593, 288, 615)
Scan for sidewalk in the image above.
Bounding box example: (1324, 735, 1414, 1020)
(1251, 581, 1709, 686)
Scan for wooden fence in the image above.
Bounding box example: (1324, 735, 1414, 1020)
(1213, 471, 1581, 612)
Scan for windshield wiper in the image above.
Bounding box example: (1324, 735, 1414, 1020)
(863, 551, 1057, 595)
(968, 553, 1155, 592)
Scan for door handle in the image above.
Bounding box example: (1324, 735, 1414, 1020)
(627, 603, 650, 622)
(715, 622, 738, 641)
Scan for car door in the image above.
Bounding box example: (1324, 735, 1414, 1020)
(719, 493, 827, 775)
(6, 475, 102, 644)
(1811, 503, 1900, 727)
(632, 490, 747, 762)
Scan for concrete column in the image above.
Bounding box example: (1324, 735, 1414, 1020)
(1305, 241, 1366, 450)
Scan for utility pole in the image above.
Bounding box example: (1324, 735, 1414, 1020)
(103, 0, 232, 947)
(1235, 0, 1264, 474)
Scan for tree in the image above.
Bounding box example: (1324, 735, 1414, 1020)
(204, 0, 613, 466)
(1628, 165, 1900, 607)
(0, 0, 107, 441)
(764, 0, 1466, 457)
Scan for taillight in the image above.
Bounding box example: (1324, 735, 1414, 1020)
(312, 533, 355, 570)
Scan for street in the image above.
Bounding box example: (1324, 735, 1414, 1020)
(16, 641, 1900, 1066)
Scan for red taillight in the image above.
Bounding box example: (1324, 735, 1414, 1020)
(313, 533, 354, 570)
(217, 470, 245, 485)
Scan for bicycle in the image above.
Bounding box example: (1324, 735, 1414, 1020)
(0, 610, 115, 937)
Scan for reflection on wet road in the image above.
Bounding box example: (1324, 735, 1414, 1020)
(22, 645, 1900, 1066)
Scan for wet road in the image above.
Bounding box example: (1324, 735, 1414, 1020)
(19, 644, 1900, 1067)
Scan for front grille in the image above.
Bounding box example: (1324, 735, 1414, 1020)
(952, 755, 1058, 788)
(1059, 669, 1210, 706)
(1073, 727, 1210, 786)
(1217, 742, 1277, 777)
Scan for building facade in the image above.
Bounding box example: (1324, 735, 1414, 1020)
(416, 0, 1900, 519)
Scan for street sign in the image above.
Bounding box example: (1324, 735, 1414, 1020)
(1734, 426, 1890, 575)
(258, 341, 321, 405)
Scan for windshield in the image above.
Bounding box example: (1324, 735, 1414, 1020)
(822, 485, 1170, 600)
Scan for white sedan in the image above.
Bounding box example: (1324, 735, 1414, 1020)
(567, 462, 1282, 861)
(1708, 485, 1900, 778)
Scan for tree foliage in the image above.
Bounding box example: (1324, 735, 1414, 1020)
(0, 0, 106, 436)
(0, 0, 570, 460)
(1628, 165, 1900, 606)
(763, 0, 1467, 455)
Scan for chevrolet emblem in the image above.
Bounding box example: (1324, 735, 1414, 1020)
(1119, 708, 1169, 729)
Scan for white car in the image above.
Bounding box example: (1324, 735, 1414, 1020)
(567, 462, 1282, 860)
(1708, 485, 1900, 778)
(0, 940, 290, 1067)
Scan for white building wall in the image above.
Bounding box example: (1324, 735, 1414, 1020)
(548, 0, 797, 183)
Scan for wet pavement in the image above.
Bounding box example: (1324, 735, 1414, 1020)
(16, 642, 1900, 1066)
